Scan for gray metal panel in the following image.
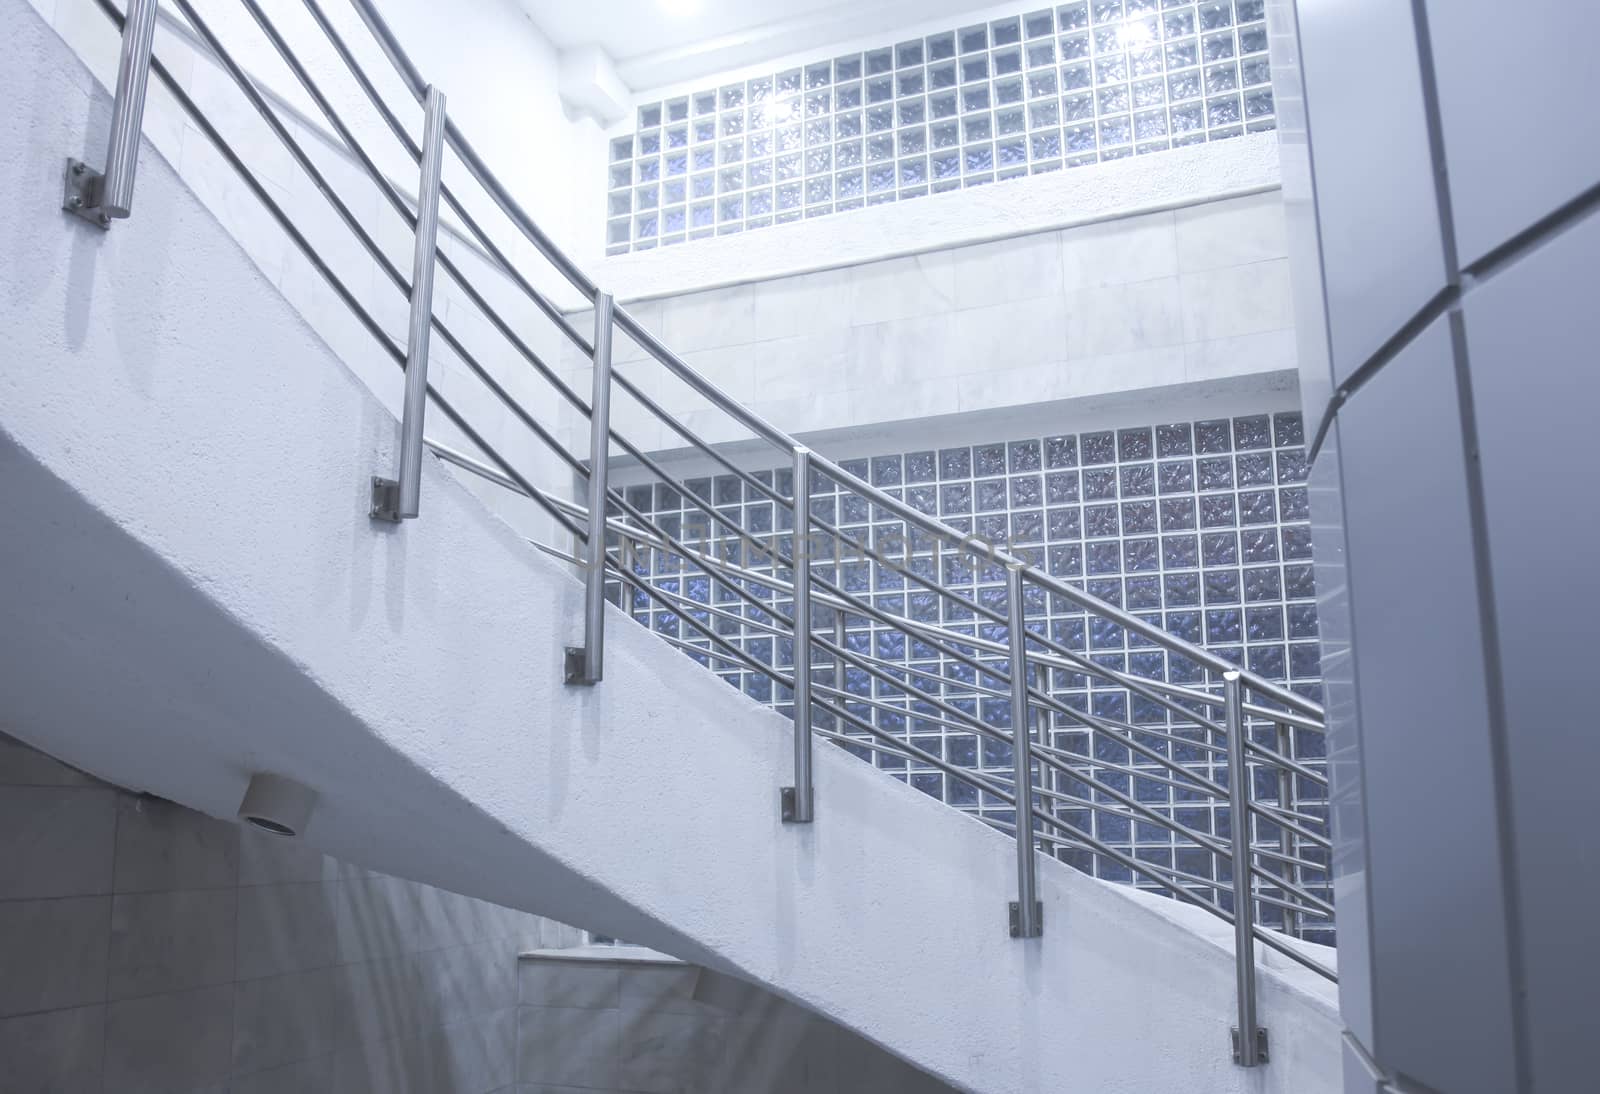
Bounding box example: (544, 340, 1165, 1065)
(1296, 0, 1447, 387)
(1342, 1037, 1386, 1094)
(1306, 412, 1372, 1048)
(1424, 1, 1600, 268)
(1267, 0, 1336, 447)
(1334, 316, 1518, 1094)
(1460, 211, 1600, 1093)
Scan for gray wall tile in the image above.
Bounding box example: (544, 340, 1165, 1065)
(0, 1004, 105, 1092)
(1458, 210, 1600, 1094)
(0, 768, 569, 1094)
(1296, 0, 1447, 385)
(618, 1009, 727, 1094)
(228, 1054, 336, 1094)
(238, 828, 335, 886)
(234, 881, 340, 981)
(232, 967, 344, 1075)
(619, 964, 704, 1017)
(109, 888, 237, 1000)
(1331, 316, 1517, 1094)
(335, 876, 421, 963)
(113, 794, 239, 893)
(517, 1005, 623, 1089)
(1422, 1, 1600, 267)
(0, 785, 115, 899)
(0, 895, 110, 1017)
(103, 984, 234, 1094)
(518, 961, 622, 1010)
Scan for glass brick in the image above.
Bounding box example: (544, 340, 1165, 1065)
(1163, 534, 1199, 568)
(1095, 54, 1129, 83)
(963, 86, 993, 113)
(1198, 0, 1232, 30)
(1032, 130, 1063, 158)
(1245, 88, 1275, 118)
(1206, 92, 1243, 127)
(777, 68, 802, 95)
(1200, 495, 1236, 528)
(996, 78, 1026, 106)
(1242, 56, 1272, 87)
(1131, 45, 1164, 77)
(1080, 431, 1115, 465)
(965, 145, 995, 172)
(867, 105, 896, 132)
(900, 157, 929, 185)
(1161, 497, 1196, 531)
(866, 47, 894, 75)
(1169, 69, 1202, 101)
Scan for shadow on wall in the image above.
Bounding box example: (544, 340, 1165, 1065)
(517, 949, 960, 1093)
(0, 730, 581, 1092)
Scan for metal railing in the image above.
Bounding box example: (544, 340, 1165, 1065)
(67, 0, 1334, 1066)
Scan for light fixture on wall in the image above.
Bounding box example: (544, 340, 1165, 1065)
(658, 0, 702, 16)
(237, 772, 318, 837)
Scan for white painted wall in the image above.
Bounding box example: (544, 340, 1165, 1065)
(29, 0, 605, 545)
(2, 8, 1339, 1092)
(560, 192, 1299, 462)
(590, 137, 1283, 303)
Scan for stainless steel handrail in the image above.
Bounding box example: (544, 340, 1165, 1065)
(78, 0, 1337, 1059)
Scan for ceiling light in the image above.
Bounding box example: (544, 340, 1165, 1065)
(238, 772, 318, 837)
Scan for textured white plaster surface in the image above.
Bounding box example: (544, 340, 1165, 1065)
(0, 5, 1338, 1091)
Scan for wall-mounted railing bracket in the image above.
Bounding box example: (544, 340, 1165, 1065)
(369, 477, 402, 522)
(563, 646, 597, 687)
(61, 0, 158, 229)
(1009, 901, 1043, 938)
(1231, 1027, 1269, 1066)
(62, 159, 111, 229)
(780, 786, 813, 824)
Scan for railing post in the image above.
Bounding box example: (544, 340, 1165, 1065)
(63, 0, 159, 228)
(1225, 671, 1268, 1066)
(1008, 565, 1042, 938)
(370, 85, 447, 522)
(1276, 721, 1301, 940)
(782, 447, 814, 823)
(564, 290, 615, 685)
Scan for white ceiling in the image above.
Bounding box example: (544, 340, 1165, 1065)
(519, 0, 1000, 91)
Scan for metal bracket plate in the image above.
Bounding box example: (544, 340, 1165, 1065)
(1231, 1027, 1270, 1065)
(369, 477, 402, 522)
(780, 786, 813, 824)
(564, 646, 597, 686)
(1008, 901, 1043, 938)
(62, 159, 110, 229)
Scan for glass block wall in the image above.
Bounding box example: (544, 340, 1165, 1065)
(613, 411, 1331, 941)
(607, 0, 1275, 254)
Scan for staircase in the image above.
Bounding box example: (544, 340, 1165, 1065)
(0, 0, 1341, 1090)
